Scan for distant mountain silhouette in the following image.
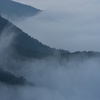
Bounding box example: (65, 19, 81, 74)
(0, 0, 41, 19)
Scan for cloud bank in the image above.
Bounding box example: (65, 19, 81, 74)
(14, 8, 100, 52)
(1, 1, 100, 100)
(1, 54, 100, 100)
(0, 25, 100, 100)
(12, 0, 100, 52)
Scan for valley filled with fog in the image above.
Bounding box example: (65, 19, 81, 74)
(13, 0, 100, 52)
(0, 0, 100, 100)
(0, 28, 100, 100)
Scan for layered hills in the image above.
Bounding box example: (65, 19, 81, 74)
(0, 14, 100, 85)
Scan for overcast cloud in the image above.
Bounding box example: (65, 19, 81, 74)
(13, 0, 100, 52)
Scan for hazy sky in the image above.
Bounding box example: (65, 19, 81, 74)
(13, 0, 99, 10)
(13, 0, 76, 10)
(13, 0, 100, 52)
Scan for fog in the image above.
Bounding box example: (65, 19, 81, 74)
(13, 8, 100, 52)
(1, 53, 100, 100)
(12, 0, 100, 52)
(0, 26, 17, 71)
(1, 0, 100, 99)
(0, 27, 100, 100)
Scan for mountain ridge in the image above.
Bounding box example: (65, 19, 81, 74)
(0, 0, 41, 20)
(0, 15, 55, 59)
(1, 15, 100, 85)
(0, 15, 100, 60)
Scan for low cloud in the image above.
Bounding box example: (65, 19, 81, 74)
(0, 26, 100, 100)
(11, 0, 100, 52)
(1, 0, 100, 99)
(1, 55, 100, 100)
(13, 8, 100, 52)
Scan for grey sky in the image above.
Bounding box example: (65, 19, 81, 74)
(13, 0, 100, 10)
(13, 0, 100, 52)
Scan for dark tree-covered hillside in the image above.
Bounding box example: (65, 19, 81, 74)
(0, 68, 25, 85)
(0, 15, 100, 60)
(0, 15, 55, 59)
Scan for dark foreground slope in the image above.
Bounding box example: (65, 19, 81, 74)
(0, 0, 41, 19)
(0, 15, 54, 59)
(0, 15, 54, 85)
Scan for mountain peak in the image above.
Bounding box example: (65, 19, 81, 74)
(0, 0, 41, 19)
